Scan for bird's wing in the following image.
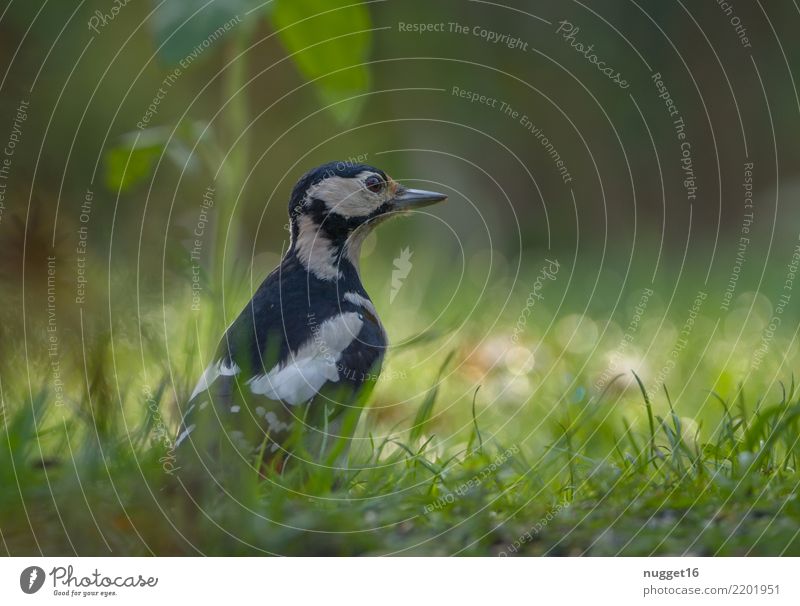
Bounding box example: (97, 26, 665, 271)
(176, 311, 366, 464)
(176, 359, 297, 472)
(247, 311, 364, 404)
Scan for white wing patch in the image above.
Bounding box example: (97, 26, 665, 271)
(189, 358, 240, 401)
(344, 291, 386, 341)
(247, 312, 364, 405)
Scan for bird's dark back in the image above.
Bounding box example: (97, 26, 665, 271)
(217, 252, 381, 379)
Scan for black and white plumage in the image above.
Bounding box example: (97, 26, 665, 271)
(176, 162, 446, 472)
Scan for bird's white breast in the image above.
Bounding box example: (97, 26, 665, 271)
(247, 311, 364, 405)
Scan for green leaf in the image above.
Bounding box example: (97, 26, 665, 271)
(104, 123, 214, 193)
(272, 0, 372, 124)
(104, 135, 165, 193)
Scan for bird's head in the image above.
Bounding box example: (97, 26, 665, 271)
(286, 161, 447, 280)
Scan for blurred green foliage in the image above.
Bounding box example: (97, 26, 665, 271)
(149, 0, 265, 65)
(273, 0, 373, 124)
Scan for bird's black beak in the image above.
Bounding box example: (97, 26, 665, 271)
(391, 186, 447, 210)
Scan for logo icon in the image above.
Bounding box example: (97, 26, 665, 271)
(20, 566, 45, 594)
(390, 247, 413, 303)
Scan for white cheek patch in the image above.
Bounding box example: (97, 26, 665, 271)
(248, 312, 364, 405)
(294, 215, 341, 281)
(306, 172, 385, 218)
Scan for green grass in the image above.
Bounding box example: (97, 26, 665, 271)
(2, 364, 799, 556)
(2, 246, 800, 556)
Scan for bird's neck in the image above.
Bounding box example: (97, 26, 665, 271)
(288, 216, 368, 286)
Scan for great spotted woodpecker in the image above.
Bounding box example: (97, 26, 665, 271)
(176, 162, 447, 474)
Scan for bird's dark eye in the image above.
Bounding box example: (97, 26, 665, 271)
(365, 175, 383, 193)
